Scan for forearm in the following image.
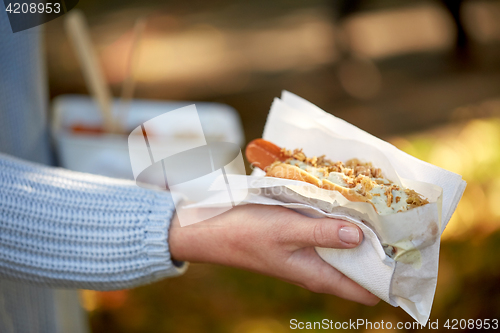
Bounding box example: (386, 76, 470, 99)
(0, 153, 186, 290)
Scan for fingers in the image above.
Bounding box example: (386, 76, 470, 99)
(288, 247, 380, 306)
(282, 215, 363, 249)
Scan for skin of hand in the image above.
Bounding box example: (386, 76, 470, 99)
(169, 204, 380, 306)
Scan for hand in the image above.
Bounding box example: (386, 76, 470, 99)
(169, 204, 379, 306)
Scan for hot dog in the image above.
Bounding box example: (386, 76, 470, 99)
(245, 138, 288, 170)
(245, 139, 428, 215)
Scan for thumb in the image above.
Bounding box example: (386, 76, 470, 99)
(290, 218, 363, 249)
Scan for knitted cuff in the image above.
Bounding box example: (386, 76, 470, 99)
(144, 191, 188, 282)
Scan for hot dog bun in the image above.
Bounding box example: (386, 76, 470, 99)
(245, 139, 429, 214)
(266, 163, 369, 204)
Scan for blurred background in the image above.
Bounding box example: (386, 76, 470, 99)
(45, 0, 500, 332)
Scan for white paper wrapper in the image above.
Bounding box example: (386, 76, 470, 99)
(189, 91, 466, 325)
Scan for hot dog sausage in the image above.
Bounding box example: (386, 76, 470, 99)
(245, 138, 287, 170)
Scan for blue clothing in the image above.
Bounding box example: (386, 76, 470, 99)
(0, 154, 183, 289)
(0, 6, 184, 332)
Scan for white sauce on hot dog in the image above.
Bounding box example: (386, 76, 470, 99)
(287, 158, 410, 215)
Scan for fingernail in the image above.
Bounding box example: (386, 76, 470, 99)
(339, 227, 360, 244)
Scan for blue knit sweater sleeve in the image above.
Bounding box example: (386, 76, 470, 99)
(0, 152, 186, 290)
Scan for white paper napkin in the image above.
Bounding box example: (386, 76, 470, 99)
(274, 91, 466, 232)
(189, 91, 466, 325)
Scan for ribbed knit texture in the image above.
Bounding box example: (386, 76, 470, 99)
(0, 153, 183, 289)
(0, 6, 184, 332)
